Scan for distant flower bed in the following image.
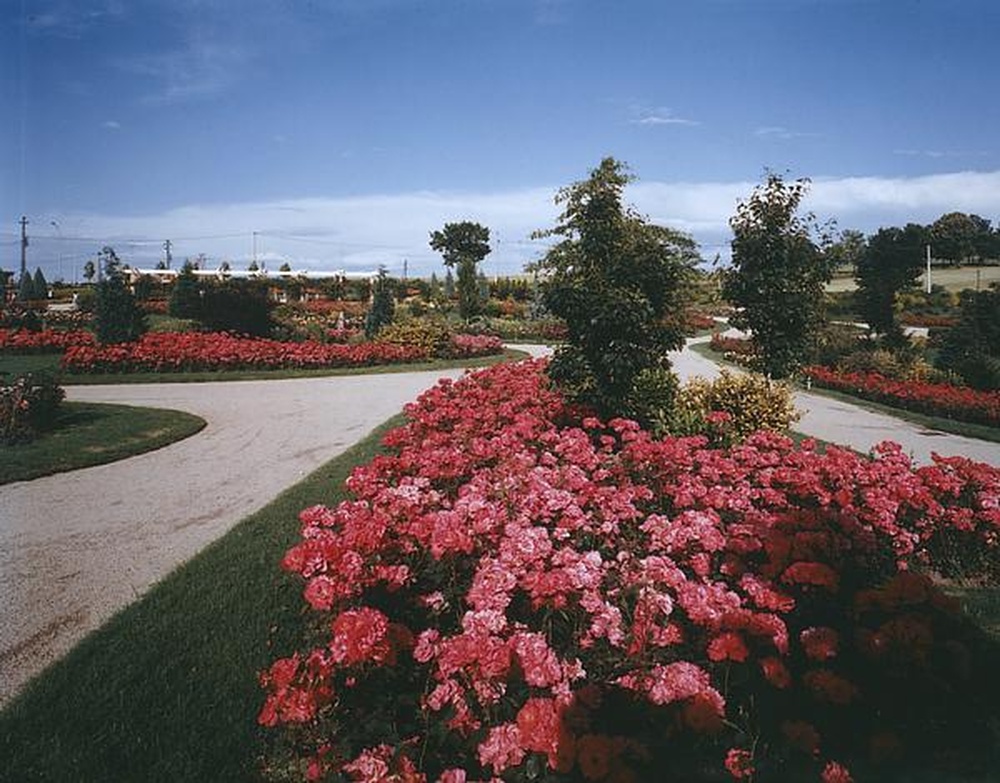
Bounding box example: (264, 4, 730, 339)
(0, 328, 96, 353)
(709, 333, 755, 356)
(60, 331, 503, 374)
(259, 360, 1000, 783)
(449, 333, 504, 357)
(899, 313, 958, 329)
(140, 299, 168, 315)
(804, 366, 1000, 428)
(684, 312, 717, 332)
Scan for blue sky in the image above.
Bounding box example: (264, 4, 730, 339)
(2, 0, 999, 280)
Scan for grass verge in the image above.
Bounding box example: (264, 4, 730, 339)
(0, 402, 206, 484)
(0, 414, 405, 783)
(689, 341, 1000, 445)
(0, 349, 527, 385)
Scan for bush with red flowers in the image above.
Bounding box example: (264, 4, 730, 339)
(260, 360, 1000, 782)
(803, 366, 1000, 428)
(60, 331, 503, 374)
(0, 328, 95, 354)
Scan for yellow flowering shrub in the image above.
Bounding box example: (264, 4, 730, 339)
(672, 370, 799, 442)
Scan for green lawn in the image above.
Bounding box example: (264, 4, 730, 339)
(0, 415, 404, 783)
(827, 264, 1000, 293)
(0, 402, 206, 485)
(0, 348, 527, 385)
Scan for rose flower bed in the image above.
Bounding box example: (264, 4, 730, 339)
(60, 331, 502, 374)
(0, 327, 96, 353)
(260, 360, 1000, 782)
(804, 366, 1000, 429)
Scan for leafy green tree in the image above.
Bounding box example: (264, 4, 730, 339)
(32, 267, 48, 299)
(856, 224, 926, 341)
(17, 272, 35, 302)
(443, 269, 455, 300)
(95, 247, 146, 344)
(723, 174, 833, 378)
(279, 262, 292, 272)
(83, 259, 96, 282)
(534, 157, 698, 426)
(429, 221, 491, 319)
(364, 267, 395, 338)
(169, 261, 203, 320)
(935, 285, 1000, 390)
(930, 212, 992, 265)
(826, 229, 866, 273)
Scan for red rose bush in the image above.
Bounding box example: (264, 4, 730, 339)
(804, 366, 1000, 428)
(60, 331, 502, 374)
(260, 360, 1000, 782)
(0, 327, 96, 353)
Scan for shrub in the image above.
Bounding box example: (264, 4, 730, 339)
(936, 287, 1000, 390)
(669, 369, 800, 443)
(376, 319, 453, 356)
(94, 248, 146, 344)
(365, 270, 396, 338)
(199, 280, 273, 337)
(260, 361, 1000, 783)
(0, 372, 64, 444)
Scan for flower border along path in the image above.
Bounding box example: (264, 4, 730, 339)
(0, 366, 479, 706)
(676, 335, 1000, 467)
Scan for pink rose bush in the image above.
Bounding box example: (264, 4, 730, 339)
(260, 360, 1000, 782)
(60, 331, 502, 374)
(0, 327, 95, 353)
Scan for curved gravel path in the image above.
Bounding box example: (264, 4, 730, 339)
(1, 342, 995, 705)
(672, 336, 1000, 466)
(0, 365, 483, 704)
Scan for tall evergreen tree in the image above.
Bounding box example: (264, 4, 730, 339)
(95, 247, 146, 344)
(169, 261, 202, 319)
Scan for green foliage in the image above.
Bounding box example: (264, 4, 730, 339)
(375, 317, 452, 355)
(723, 174, 833, 379)
(825, 228, 866, 273)
(32, 267, 48, 299)
(364, 268, 395, 338)
(95, 247, 147, 344)
(199, 280, 273, 337)
(82, 259, 96, 282)
(669, 370, 800, 444)
(855, 224, 926, 341)
(75, 287, 96, 313)
(935, 286, 1000, 390)
(17, 273, 35, 302)
(930, 212, 994, 265)
(535, 157, 698, 425)
(443, 269, 455, 300)
(169, 262, 203, 320)
(0, 371, 65, 444)
(429, 221, 491, 320)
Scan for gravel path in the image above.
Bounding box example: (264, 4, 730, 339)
(672, 336, 1000, 466)
(0, 367, 476, 704)
(1, 342, 995, 705)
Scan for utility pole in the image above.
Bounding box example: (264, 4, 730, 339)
(403, 258, 408, 281)
(252, 231, 258, 268)
(163, 239, 173, 269)
(19, 216, 28, 281)
(925, 244, 932, 294)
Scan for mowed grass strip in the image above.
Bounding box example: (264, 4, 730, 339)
(0, 402, 206, 484)
(0, 414, 404, 783)
(0, 348, 527, 385)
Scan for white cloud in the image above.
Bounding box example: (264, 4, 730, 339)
(47, 170, 1000, 278)
(102, 120, 121, 130)
(118, 38, 248, 104)
(755, 126, 818, 141)
(630, 106, 700, 127)
(893, 148, 990, 160)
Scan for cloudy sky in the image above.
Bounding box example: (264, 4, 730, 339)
(2, 0, 998, 280)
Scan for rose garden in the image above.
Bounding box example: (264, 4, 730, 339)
(1, 160, 999, 782)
